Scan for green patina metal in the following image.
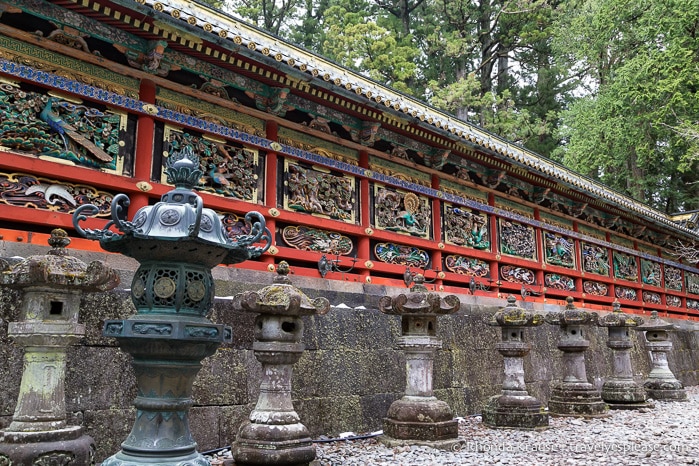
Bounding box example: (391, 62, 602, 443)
(72, 147, 271, 466)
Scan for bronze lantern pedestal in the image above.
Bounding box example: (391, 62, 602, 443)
(73, 148, 271, 466)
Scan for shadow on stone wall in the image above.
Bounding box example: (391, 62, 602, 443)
(1, 254, 698, 462)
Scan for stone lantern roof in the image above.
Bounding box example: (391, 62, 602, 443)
(598, 300, 644, 328)
(545, 296, 598, 326)
(73, 147, 271, 267)
(234, 261, 330, 317)
(0, 229, 118, 292)
(635, 310, 675, 332)
(489, 295, 544, 327)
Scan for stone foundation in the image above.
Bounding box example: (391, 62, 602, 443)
(1, 249, 698, 462)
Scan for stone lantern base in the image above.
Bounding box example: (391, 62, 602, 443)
(0, 425, 94, 465)
(233, 421, 316, 466)
(644, 380, 687, 402)
(381, 397, 460, 450)
(602, 380, 653, 409)
(482, 394, 549, 430)
(548, 383, 609, 417)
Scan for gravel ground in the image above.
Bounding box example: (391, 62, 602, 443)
(209, 386, 699, 466)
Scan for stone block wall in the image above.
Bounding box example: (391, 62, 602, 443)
(1, 246, 698, 461)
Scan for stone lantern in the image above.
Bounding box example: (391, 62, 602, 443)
(72, 147, 271, 466)
(377, 274, 461, 449)
(0, 229, 119, 465)
(232, 261, 329, 466)
(545, 297, 607, 417)
(483, 295, 548, 430)
(634, 311, 687, 401)
(597, 300, 649, 409)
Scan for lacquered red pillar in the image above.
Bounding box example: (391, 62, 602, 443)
(132, 79, 157, 212)
(262, 120, 279, 267)
(358, 150, 371, 282)
(431, 174, 443, 290)
(488, 192, 500, 294)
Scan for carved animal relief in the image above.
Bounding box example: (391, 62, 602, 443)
(444, 255, 489, 277)
(282, 226, 353, 255)
(613, 252, 638, 281)
(0, 85, 123, 170)
(165, 129, 259, 202)
(285, 162, 355, 222)
(444, 205, 490, 250)
(374, 187, 430, 238)
(498, 220, 536, 260)
(543, 232, 575, 268)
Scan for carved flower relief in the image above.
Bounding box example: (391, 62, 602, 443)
(444, 205, 490, 251)
(498, 219, 536, 260)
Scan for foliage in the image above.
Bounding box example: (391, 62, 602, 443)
(554, 0, 699, 212)
(222, 0, 699, 212)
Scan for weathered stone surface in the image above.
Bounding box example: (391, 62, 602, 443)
(293, 349, 405, 397)
(79, 291, 135, 346)
(0, 426, 95, 466)
(221, 404, 256, 446)
(190, 406, 223, 452)
(359, 393, 399, 431)
(0, 344, 21, 418)
(482, 394, 548, 430)
(192, 349, 257, 406)
(65, 346, 136, 412)
(294, 396, 364, 437)
(82, 408, 135, 461)
(1, 247, 699, 462)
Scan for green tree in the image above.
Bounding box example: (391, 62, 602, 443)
(321, 1, 419, 94)
(554, 0, 699, 211)
(225, 0, 302, 36)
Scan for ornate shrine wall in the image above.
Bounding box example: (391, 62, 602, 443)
(0, 60, 696, 319)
